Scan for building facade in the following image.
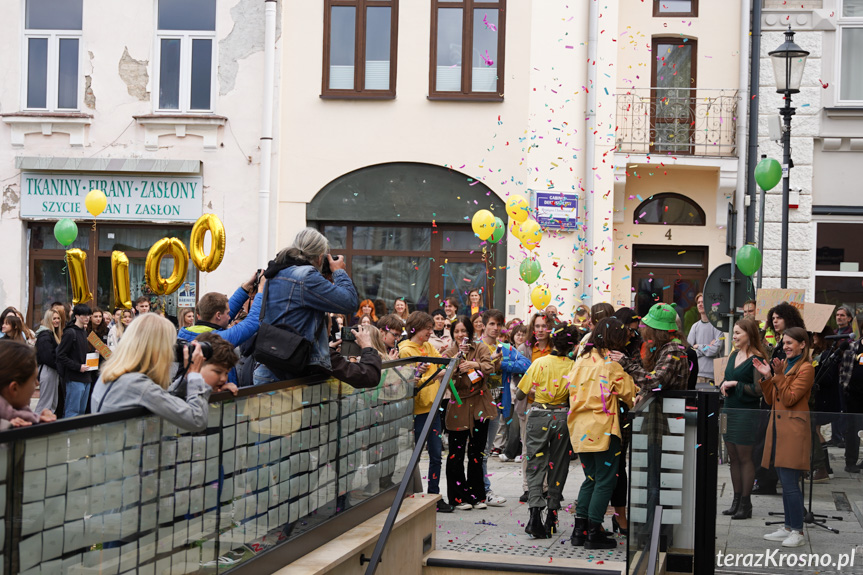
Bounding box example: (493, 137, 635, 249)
(0, 0, 280, 323)
(756, 0, 863, 315)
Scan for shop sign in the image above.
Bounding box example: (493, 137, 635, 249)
(531, 191, 579, 230)
(19, 172, 203, 223)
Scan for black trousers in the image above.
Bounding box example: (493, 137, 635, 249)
(447, 420, 490, 505)
(610, 431, 630, 508)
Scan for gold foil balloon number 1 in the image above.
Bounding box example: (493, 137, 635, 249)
(66, 249, 93, 305)
(111, 251, 132, 309)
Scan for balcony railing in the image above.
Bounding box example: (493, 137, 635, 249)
(615, 88, 739, 157)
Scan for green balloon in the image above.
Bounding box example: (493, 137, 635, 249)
(520, 258, 542, 284)
(489, 218, 505, 243)
(54, 218, 78, 247)
(754, 157, 782, 191)
(736, 245, 762, 276)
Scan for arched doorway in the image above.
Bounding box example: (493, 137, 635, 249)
(307, 162, 506, 315)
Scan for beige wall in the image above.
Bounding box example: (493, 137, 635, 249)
(278, 0, 618, 316)
(611, 166, 726, 306)
(616, 0, 743, 92)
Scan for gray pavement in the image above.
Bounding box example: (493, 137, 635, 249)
(418, 442, 863, 574)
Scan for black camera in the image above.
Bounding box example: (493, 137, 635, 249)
(341, 326, 356, 342)
(175, 340, 213, 364)
(249, 269, 264, 294)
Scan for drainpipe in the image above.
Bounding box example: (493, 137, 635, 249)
(258, 0, 277, 267)
(735, 0, 751, 252)
(583, 0, 598, 306)
(746, 0, 763, 245)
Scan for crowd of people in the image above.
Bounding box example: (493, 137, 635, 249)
(1, 226, 861, 551)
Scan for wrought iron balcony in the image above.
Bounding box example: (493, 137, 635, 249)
(615, 88, 739, 157)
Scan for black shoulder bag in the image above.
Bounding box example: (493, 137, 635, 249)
(254, 280, 323, 378)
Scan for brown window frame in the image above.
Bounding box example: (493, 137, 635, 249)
(317, 222, 498, 311)
(26, 222, 197, 325)
(653, 0, 698, 17)
(321, 0, 399, 100)
(428, 0, 506, 102)
(650, 36, 698, 155)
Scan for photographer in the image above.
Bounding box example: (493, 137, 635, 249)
(92, 314, 236, 432)
(177, 271, 265, 385)
(254, 228, 359, 384)
(841, 313, 863, 473)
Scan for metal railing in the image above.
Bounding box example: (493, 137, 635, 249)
(615, 88, 739, 157)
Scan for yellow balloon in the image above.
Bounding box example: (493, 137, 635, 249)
(145, 238, 189, 296)
(531, 285, 551, 310)
(85, 189, 108, 218)
(506, 195, 529, 223)
(66, 249, 93, 305)
(111, 251, 132, 310)
(519, 219, 543, 251)
(509, 220, 524, 241)
(190, 214, 226, 272)
(471, 209, 496, 240)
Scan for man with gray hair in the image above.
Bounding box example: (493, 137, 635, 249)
(253, 228, 358, 384)
(836, 305, 854, 337)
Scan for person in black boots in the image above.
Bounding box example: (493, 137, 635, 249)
(718, 318, 768, 520)
(841, 314, 863, 473)
(752, 303, 806, 495)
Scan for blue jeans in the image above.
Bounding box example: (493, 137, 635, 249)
(414, 412, 442, 494)
(64, 380, 90, 418)
(776, 467, 804, 530)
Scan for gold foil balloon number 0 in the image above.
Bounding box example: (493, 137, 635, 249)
(145, 238, 190, 296)
(190, 214, 226, 273)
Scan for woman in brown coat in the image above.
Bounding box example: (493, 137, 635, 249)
(442, 315, 497, 510)
(753, 327, 814, 548)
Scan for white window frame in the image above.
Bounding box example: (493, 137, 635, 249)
(812, 220, 863, 308)
(22, 29, 82, 111)
(154, 20, 217, 114)
(835, 0, 863, 106)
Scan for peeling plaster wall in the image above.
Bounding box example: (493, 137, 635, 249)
(0, 0, 281, 318)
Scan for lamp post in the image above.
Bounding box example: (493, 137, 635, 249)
(769, 26, 808, 289)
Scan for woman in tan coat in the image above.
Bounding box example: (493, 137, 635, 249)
(753, 327, 814, 548)
(442, 316, 497, 510)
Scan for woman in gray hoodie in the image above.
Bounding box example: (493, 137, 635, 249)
(92, 314, 227, 432)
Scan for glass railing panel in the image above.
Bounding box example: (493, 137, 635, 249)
(628, 393, 703, 574)
(716, 408, 863, 570)
(3, 361, 423, 575)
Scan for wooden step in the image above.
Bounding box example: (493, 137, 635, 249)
(422, 550, 626, 575)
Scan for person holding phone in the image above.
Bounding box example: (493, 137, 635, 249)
(441, 316, 496, 510)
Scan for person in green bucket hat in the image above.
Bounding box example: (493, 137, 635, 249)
(608, 302, 690, 395)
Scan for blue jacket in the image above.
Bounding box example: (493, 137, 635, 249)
(177, 286, 261, 383)
(499, 343, 532, 418)
(259, 265, 358, 373)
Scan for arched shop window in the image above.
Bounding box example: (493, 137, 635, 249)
(307, 162, 506, 315)
(633, 192, 705, 226)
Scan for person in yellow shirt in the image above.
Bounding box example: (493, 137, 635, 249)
(566, 317, 636, 550)
(515, 323, 581, 539)
(398, 311, 450, 512)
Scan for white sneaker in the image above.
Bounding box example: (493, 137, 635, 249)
(486, 491, 507, 506)
(499, 454, 512, 462)
(474, 502, 488, 509)
(514, 455, 523, 463)
(764, 527, 792, 541)
(455, 502, 473, 511)
(782, 530, 806, 548)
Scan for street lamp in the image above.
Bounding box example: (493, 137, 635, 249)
(768, 26, 808, 289)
